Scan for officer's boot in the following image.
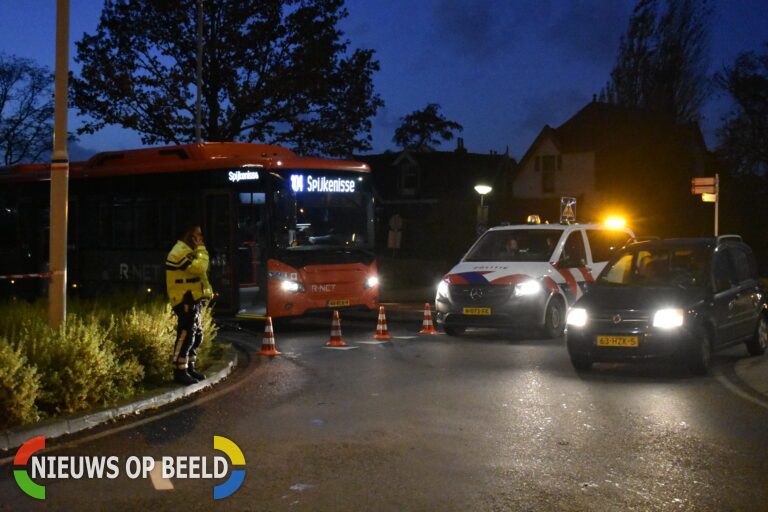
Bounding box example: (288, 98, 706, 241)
(187, 362, 206, 382)
(174, 369, 198, 386)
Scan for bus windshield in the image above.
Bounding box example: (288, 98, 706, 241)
(272, 170, 374, 251)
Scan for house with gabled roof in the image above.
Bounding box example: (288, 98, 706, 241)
(357, 138, 516, 260)
(511, 99, 712, 236)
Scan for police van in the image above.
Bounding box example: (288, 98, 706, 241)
(435, 220, 635, 338)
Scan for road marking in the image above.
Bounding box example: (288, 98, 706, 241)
(357, 340, 389, 345)
(149, 460, 174, 490)
(716, 372, 768, 411)
(322, 345, 359, 350)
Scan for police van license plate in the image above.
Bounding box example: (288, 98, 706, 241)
(463, 307, 491, 315)
(328, 299, 350, 307)
(597, 335, 639, 347)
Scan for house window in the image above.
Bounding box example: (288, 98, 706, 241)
(399, 164, 419, 197)
(541, 155, 556, 193)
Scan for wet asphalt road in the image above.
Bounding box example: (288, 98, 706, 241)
(2, 311, 768, 511)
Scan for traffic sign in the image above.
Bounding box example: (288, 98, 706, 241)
(560, 197, 576, 223)
(691, 184, 716, 194)
(691, 177, 716, 195)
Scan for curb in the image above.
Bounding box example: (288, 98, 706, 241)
(0, 346, 238, 452)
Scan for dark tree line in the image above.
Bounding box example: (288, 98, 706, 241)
(71, 0, 383, 157)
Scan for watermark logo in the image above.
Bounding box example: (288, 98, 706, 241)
(14, 436, 46, 499)
(213, 436, 245, 500)
(13, 435, 245, 500)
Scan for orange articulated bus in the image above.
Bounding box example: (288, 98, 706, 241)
(0, 143, 379, 318)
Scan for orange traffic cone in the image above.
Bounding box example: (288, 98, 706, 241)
(373, 306, 392, 339)
(326, 310, 347, 346)
(257, 316, 282, 355)
(419, 303, 438, 335)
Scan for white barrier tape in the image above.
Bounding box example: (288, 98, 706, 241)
(0, 273, 51, 280)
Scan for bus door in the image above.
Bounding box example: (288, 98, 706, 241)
(203, 191, 234, 312)
(235, 191, 267, 317)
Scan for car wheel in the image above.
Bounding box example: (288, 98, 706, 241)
(443, 325, 466, 336)
(746, 313, 768, 356)
(540, 298, 565, 338)
(687, 334, 711, 376)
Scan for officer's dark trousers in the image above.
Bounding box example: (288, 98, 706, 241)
(172, 301, 203, 370)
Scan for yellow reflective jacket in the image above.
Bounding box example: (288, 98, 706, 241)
(165, 240, 213, 306)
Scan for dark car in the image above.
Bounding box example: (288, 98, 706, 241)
(565, 236, 767, 374)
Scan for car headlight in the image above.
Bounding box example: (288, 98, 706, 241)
(281, 280, 304, 292)
(365, 276, 379, 288)
(653, 308, 684, 328)
(566, 308, 588, 327)
(437, 280, 449, 299)
(514, 279, 542, 296)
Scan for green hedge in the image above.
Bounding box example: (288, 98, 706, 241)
(0, 296, 221, 429)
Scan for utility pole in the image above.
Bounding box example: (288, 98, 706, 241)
(48, 0, 70, 329)
(195, 0, 203, 144)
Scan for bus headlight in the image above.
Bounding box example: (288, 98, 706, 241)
(365, 276, 379, 288)
(653, 308, 684, 328)
(566, 308, 588, 327)
(514, 280, 542, 296)
(281, 280, 305, 293)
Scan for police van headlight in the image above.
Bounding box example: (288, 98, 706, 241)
(437, 280, 449, 299)
(281, 280, 305, 293)
(365, 276, 379, 289)
(514, 279, 542, 296)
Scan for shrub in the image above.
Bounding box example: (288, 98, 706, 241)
(23, 314, 144, 415)
(0, 294, 221, 427)
(0, 338, 41, 428)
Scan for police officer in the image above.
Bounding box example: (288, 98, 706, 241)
(165, 225, 213, 385)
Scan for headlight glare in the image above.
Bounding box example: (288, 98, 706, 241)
(566, 308, 588, 327)
(281, 280, 302, 292)
(437, 280, 449, 298)
(365, 276, 379, 288)
(653, 308, 684, 328)
(514, 279, 542, 296)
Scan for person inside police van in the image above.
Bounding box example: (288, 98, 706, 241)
(507, 237, 519, 252)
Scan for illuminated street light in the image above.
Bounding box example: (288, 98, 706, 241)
(474, 184, 492, 198)
(474, 184, 492, 227)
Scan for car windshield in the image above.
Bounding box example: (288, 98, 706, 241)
(463, 229, 563, 262)
(598, 246, 709, 288)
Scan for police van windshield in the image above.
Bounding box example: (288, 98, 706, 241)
(271, 170, 374, 251)
(463, 229, 563, 262)
(598, 246, 709, 288)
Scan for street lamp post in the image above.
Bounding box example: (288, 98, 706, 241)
(474, 184, 492, 231)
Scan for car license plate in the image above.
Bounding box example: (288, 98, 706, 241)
(597, 335, 639, 347)
(328, 299, 350, 307)
(463, 307, 491, 315)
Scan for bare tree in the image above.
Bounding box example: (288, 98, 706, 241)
(0, 54, 54, 166)
(602, 0, 711, 123)
(716, 44, 768, 176)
